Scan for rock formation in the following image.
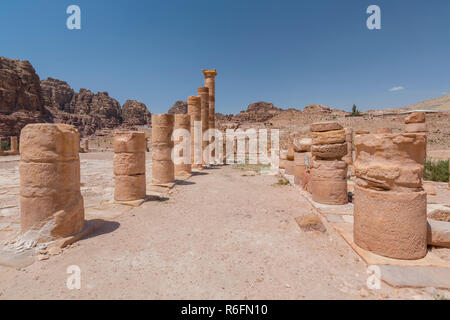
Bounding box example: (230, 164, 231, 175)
(310, 122, 348, 205)
(19, 124, 85, 242)
(122, 100, 151, 127)
(168, 101, 188, 114)
(113, 132, 146, 201)
(353, 133, 427, 259)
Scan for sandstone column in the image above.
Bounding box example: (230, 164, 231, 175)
(19, 124, 85, 241)
(10, 136, 18, 153)
(310, 122, 348, 205)
(354, 133, 427, 259)
(198, 87, 210, 166)
(405, 112, 427, 133)
(151, 114, 175, 184)
(188, 96, 202, 169)
(343, 128, 353, 165)
(173, 114, 191, 176)
(293, 137, 312, 187)
(202, 69, 217, 163)
(113, 132, 146, 201)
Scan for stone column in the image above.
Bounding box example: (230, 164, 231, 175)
(354, 133, 427, 259)
(405, 112, 427, 133)
(343, 128, 353, 165)
(310, 122, 348, 205)
(19, 124, 85, 241)
(173, 114, 191, 176)
(152, 114, 175, 184)
(202, 69, 217, 163)
(188, 96, 202, 169)
(80, 139, 89, 153)
(113, 132, 146, 201)
(293, 137, 312, 187)
(10, 136, 18, 153)
(198, 87, 210, 166)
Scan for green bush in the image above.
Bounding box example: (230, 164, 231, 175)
(424, 159, 449, 182)
(1, 140, 10, 151)
(351, 104, 360, 116)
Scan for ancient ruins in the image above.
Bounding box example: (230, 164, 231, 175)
(151, 114, 175, 185)
(113, 131, 146, 202)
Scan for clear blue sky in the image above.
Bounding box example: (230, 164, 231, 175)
(1, 0, 449, 114)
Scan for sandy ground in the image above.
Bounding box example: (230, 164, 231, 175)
(0, 153, 446, 299)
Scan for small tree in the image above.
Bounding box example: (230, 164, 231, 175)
(351, 104, 360, 116)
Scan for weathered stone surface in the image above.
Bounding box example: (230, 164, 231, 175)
(173, 114, 191, 176)
(354, 133, 426, 191)
(310, 159, 348, 205)
(405, 112, 426, 124)
(188, 96, 202, 168)
(354, 185, 427, 260)
(311, 143, 347, 159)
(152, 114, 174, 184)
(312, 129, 345, 145)
(355, 130, 370, 135)
(284, 160, 295, 175)
(113, 152, 145, 176)
(113, 131, 146, 153)
(375, 128, 392, 134)
(405, 123, 428, 133)
(310, 121, 343, 132)
(198, 87, 210, 165)
(19, 124, 84, 242)
(293, 137, 312, 152)
(427, 219, 450, 248)
(114, 174, 146, 201)
(122, 100, 151, 126)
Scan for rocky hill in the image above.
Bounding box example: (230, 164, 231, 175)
(168, 101, 188, 114)
(0, 57, 151, 137)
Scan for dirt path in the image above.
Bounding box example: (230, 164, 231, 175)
(0, 154, 425, 299)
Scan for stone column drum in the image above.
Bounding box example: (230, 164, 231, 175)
(343, 128, 353, 165)
(203, 69, 217, 163)
(113, 132, 146, 201)
(19, 124, 85, 241)
(188, 96, 202, 169)
(310, 122, 348, 205)
(173, 114, 191, 176)
(152, 114, 175, 184)
(353, 133, 427, 259)
(405, 112, 427, 133)
(10, 136, 18, 153)
(293, 137, 312, 188)
(198, 87, 210, 166)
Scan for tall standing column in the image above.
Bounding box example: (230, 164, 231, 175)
(19, 124, 85, 241)
(152, 114, 175, 184)
(202, 69, 217, 163)
(188, 96, 202, 169)
(198, 87, 210, 166)
(174, 114, 191, 176)
(114, 131, 146, 201)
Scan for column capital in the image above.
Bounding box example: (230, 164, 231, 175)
(202, 69, 217, 78)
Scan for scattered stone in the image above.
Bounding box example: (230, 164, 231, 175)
(427, 219, 450, 248)
(295, 214, 326, 233)
(310, 121, 343, 132)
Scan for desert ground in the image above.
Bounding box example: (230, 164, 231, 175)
(0, 152, 449, 300)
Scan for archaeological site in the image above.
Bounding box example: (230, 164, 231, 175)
(1, 1, 450, 305)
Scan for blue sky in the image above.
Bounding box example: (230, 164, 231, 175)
(1, 0, 449, 114)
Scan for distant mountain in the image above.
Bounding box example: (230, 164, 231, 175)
(403, 94, 450, 111)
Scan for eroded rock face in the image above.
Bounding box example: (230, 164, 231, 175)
(233, 102, 282, 123)
(168, 101, 188, 114)
(40, 78, 74, 112)
(0, 57, 50, 137)
(122, 100, 151, 126)
(19, 124, 85, 242)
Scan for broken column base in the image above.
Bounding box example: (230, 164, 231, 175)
(354, 185, 427, 260)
